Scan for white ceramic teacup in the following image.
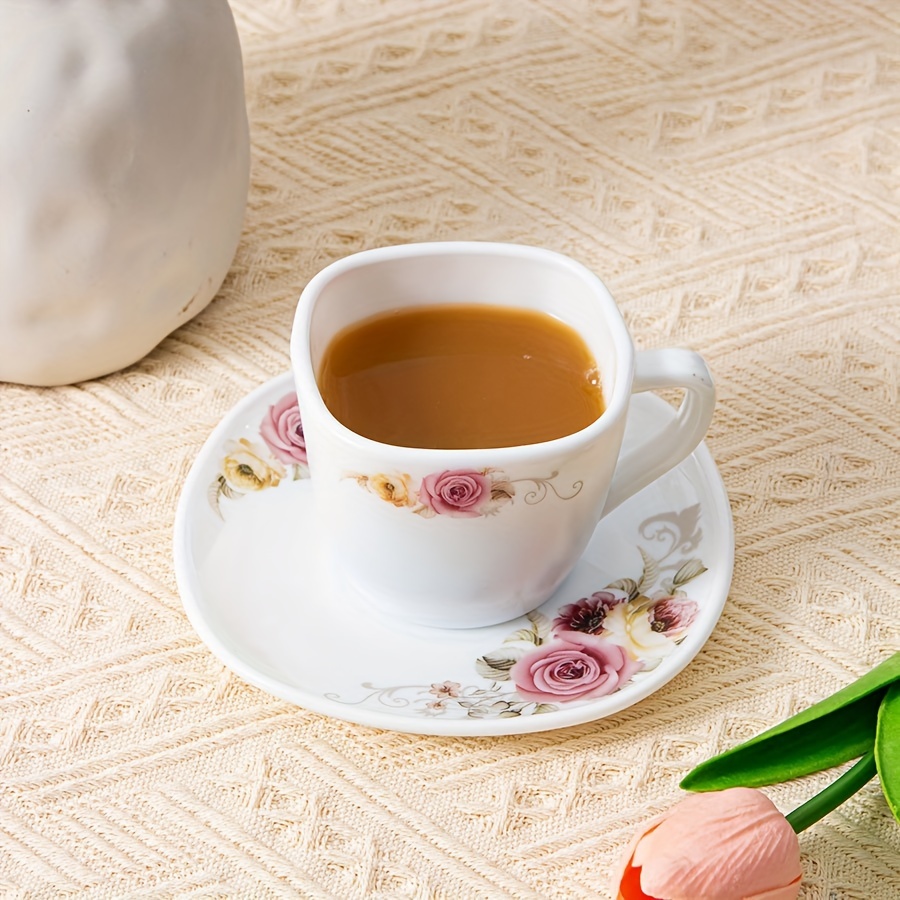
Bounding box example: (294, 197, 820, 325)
(290, 242, 715, 629)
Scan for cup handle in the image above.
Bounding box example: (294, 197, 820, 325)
(601, 348, 716, 516)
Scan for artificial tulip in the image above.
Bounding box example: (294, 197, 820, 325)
(615, 787, 801, 900)
(616, 656, 900, 898)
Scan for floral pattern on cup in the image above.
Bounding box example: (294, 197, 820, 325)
(331, 507, 707, 719)
(350, 467, 580, 518)
(208, 393, 581, 521)
(210, 392, 309, 518)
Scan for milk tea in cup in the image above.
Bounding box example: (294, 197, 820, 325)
(316, 303, 605, 450)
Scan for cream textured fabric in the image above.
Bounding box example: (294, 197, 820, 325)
(2, 1, 899, 897)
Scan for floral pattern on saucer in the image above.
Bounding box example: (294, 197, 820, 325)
(329, 506, 707, 720)
(209, 391, 309, 518)
(177, 373, 732, 735)
(349, 467, 582, 518)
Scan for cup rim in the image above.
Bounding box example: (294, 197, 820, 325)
(290, 241, 635, 462)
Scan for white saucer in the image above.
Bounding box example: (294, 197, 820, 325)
(173, 373, 733, 736)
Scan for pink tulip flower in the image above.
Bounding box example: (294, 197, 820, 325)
(614, 787, 802, 900)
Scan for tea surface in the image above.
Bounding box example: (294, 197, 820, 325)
(317, 304, 604, 449)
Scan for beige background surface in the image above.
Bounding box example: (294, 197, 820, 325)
(2, 0, 899, 896)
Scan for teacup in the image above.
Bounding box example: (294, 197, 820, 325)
(290, 242, 715, 629)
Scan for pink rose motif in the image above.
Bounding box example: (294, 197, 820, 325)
(419, 469, 492, 518)
(510, 632, 642, 702)
(260, 392, 307, 465)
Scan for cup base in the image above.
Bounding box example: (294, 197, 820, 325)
(338, 564, 550, 631)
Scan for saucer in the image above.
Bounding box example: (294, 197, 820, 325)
(173, 373, 733, 736)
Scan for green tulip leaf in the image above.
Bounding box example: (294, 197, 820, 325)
(681, 653, 900, 792)
(876, 682, 900, 824)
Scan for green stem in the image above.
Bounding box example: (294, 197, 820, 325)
(786, 749, 878, 833)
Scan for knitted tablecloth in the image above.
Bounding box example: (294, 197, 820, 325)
(2, 1, 899, 896)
